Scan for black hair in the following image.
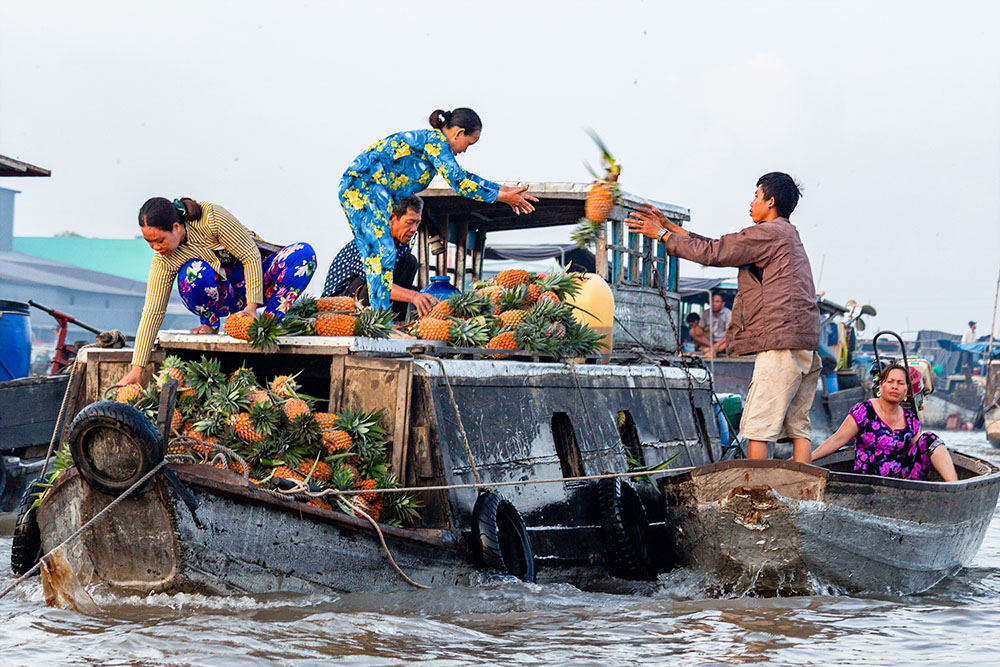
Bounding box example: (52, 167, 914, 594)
(969, 321, 976, 327)
(756, 172, 803, 218)
(686, 312, 701, 324)
(392, 195, 424, 219)
(429, 108, 482, 134)
(138, 197, 202, 230)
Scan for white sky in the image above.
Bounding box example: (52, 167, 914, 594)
(1, 0, 998, 337)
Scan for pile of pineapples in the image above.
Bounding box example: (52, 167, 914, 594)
(222, 297, 396, 352)
(111, 355, 420, 525)
(408, 267, 606, 358)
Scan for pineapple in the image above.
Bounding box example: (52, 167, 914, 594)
(330, 461, 361, 490)
(247, 312, 284, 353)
(230, 413, 264, 443)
(231, 401, 280, 442)
(497, 285, 528, 313)
(495, 269, 530, 289)
(425, 300, 453, 320)
(315, 312, 357, 336)
(270, 373, 300, 399)
(287, 412, 322, 448)
(159, 355, 189, 391)
(538, 291, 560, 305)
(224, 313, 253, 341)
(283, 397, 311, 420)
(447, 317, 491, 348)
(314, 412, 337, 430)
(486, 331, 518, 358)
(272, 465, 304, 482)
(498, 309, 528, 331)
(170, 410, 185, 433)
(186, 356, 227, 399)
(537, 268, 584, 301)
(307, 497, 332, 511)
(322, 428, 353, 454)
(285, 294, 318, 318)
(334, 408, 388, 467)
(229, 365, 257, 389)
(574, 130, 622, 248)
(299, 457, 333, 482)
(115, 383, 143, 403)
(316, 296, 358, 312)
(524, 283, 541, 307)
(413, 317, 450, 342)
(430, 290, 492, 320)
(248, 389, 272, 406)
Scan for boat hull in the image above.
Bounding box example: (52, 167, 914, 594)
(38, 466, 477, 595)
(660, 456, 1000, 594)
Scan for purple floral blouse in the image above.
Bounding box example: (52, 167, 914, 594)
(849, 400, 941, 480)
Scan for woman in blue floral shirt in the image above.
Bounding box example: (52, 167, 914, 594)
(337, 108, 537, 310)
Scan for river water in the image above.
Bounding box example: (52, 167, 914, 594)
(2, 431, 999, 665)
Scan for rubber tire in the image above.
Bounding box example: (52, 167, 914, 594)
(470, 491, 536, 582)
(10, 479, 44, 576)
(597, 477, 656, 581)
(68, 400, 163, 497)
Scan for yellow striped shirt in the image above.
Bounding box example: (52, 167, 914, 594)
(131, 202, 263, 367)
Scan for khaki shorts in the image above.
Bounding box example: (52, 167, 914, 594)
(740, 349, 823, 441)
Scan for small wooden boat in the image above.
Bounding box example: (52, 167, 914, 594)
(659, 450, 1000, 595)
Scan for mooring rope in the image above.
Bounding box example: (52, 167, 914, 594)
(0, 459, 167, 601)
(351, 505, 430, 589)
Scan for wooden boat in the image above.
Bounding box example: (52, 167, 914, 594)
(28, 183, 726, 595)
(659, 450, 1000, 595)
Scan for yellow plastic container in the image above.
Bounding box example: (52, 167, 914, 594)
(564, 272, 614, 355)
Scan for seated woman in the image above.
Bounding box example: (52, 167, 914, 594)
(810, 363, 958, 482)
(118, 197, 316, 387)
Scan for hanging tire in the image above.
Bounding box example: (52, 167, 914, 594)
(68, 401, 163, 497)
(597, 477, 656, 580)
(470, 491, 535, 582)
(10, 479, 44, 576)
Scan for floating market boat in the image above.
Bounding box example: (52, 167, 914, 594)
(24, 183, 726, 596)
(659, 331, 1000, 595)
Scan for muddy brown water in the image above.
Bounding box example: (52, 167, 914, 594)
(3, 431, 1000, 665)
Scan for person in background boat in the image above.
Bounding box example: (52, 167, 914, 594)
(810, 364, 958, 481)
(117, 197, 316, 387)
(322, 196, 435, 321)
(962, 321, 977, 344)
(706, 292, 731, 357)
(335, 107, 538, 312)
(682, 312, 712, 353)
(626, 172, 820, 464)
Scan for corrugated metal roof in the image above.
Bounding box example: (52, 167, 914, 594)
(0, 251, 147, 296)
(12, 237, 152, 283)
(0, 154, 51, 177)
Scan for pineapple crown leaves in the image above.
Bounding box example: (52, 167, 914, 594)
(205, 380, 252, 417)
(287, 412, 322, 448)
(247, 311, 284, 353)
(187, 355, 227, 398)
(162, 354, 188, 373)
(584, 127, 621, 181)
(229, 365, 258, 389)
(281, 315, 316, 337)
(354, 308, 396, 339)
(498, 285, 528, 311)
(248, 400, 283, 434)
(572, 218, 605, 249)
(446, 290, 492, 319)
(536, 268, 584, 300)
(447, 316, 491, 348)
(285, 294, 318, 319)
(334, 407, 388, 457)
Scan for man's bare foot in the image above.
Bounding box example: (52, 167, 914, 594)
(388, 330, 416, 340)
(190, 324, 219, 335)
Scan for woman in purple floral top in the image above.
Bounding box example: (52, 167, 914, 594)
(810, 364, 958, 481)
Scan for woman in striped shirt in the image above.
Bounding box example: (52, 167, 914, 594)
(118, 197, 316, 386)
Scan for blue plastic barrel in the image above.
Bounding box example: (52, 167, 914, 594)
(420, 275, 460, 300)
(0, 300, 32, 382)
(823, 373, 839, 395)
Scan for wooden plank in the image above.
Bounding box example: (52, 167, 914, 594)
(435, 215, 449, 278)
(328, 355, 346, 412)
(595, 231, 608, 280)
(340, 357, 412, 478)
(416, 226, 429, 289)
(471, 230, 486, 281)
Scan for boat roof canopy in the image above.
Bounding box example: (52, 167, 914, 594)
(0, 154, 51, 177)
(418, 180, 690, 233)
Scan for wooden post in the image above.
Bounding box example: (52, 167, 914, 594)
(454, 223, 468, 290)
(435, 215, 449, 278)
(416, 226, 429, 289)
(471, 230, 487, 281)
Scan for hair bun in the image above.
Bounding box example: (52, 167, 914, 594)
(428, 108, 453, 129)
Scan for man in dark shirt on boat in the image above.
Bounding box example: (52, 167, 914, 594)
(626, 172, 821, 463)
(322, 195, 437, 320)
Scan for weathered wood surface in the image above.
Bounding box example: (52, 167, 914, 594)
(0, 375, 69, 451)
(660, 456, 1000, 594)
(79, 348, 161, 405)
(611, 284, 680, 354)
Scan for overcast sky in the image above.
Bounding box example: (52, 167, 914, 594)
(1, 1, 998, 337)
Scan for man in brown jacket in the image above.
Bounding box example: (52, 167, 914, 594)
(626, 172, 820, 463)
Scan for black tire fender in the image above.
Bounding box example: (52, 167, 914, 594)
(597, 477, 656, 580)
(10, 479, 44, 576)
(68, 400, 163, 497)
(470, 491, 535, 582)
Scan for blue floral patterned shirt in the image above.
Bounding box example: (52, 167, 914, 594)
(340, 128, 501, 204)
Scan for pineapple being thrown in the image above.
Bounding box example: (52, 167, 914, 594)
(573, 130, 622, 249)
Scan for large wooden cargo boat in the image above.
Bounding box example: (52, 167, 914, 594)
(28, 183, 724, 595)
